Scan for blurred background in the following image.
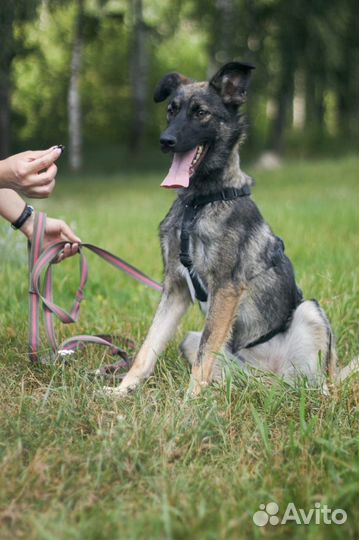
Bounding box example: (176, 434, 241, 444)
(1, 0, 358, 173)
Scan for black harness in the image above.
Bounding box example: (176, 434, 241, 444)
(178, 184, 301, 349)
(179, 185, 251, 302)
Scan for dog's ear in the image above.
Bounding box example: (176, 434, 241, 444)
(153, 72, 192, 103)
(209, 62, 255, 106)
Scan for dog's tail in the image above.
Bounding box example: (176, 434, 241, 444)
(327, 331, 359, 384)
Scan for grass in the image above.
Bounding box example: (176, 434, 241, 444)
(0, 155, 358, 540)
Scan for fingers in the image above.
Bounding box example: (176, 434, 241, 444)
(26, 146, 63, 175)
(26, 178, 56, 199)
(58, 220, 81, 261)
(36, 163, 58, 183)
(42, 218, 81, 262)
(27, 163, 57, 186)
(60, 220, 81, 243)
(25, 146, 61, 160)
(65, 242, 79, 258)
(55, 243, 79, 263)
(20, 162, 58, 197)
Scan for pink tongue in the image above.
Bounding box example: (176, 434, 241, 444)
(161, 147, 198, 189)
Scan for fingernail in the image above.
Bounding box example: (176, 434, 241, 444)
(50, 145, 65, 154)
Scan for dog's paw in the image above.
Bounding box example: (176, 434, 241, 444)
(102, 385, 130, 399)
(102, 371, 145, 399)
(186, 376, 208, 397)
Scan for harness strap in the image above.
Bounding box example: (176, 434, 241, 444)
(180, 185, 251, 302)
(28, 212, 162, 365)
(245, 322, 289, 349)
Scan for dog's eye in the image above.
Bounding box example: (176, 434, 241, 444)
(167, 102, 179, 117)
(197, 109, 208, 118)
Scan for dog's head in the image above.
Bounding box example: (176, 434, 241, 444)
(154, 62, 255, 188)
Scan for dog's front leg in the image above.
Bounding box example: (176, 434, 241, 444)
(190, 283, 243, 395)
(106, 281, 190, 397)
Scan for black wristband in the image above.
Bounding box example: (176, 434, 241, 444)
(11, 204, 34, 230)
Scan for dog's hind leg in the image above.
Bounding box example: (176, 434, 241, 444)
(181, 331, 229, 382)
(238, 300, 333, 387)
(180, 332, 202, 366)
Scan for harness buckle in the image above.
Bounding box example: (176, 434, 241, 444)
(220, 190, 231, 201)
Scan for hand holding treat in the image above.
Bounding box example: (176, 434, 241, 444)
(0, 145, 64, 198)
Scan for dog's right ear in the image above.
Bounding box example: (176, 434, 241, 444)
(210, 61, 255, 106)
(153, 72, 192, 103)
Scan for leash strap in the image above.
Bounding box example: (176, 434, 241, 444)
(28, 212, 162, 364)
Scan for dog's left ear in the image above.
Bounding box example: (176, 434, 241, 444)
(210, 61, 255, 106)
(153, 72, 192, 103)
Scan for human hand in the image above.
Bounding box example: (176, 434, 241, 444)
(0, 146, 64, 198)
(21, 214, 81, 262)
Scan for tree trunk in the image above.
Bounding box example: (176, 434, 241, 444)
(129, 0, 150, 152)
(207, 0, 234, 76)
(268, 83, 293, 155)
(216, 0, 234, 63)
(0, 1, 15, 159)
(68, 0, 84, 171)
(0, 71, 11, 160)
(267, 61, 294, 155)
(305, 71, 325, 133)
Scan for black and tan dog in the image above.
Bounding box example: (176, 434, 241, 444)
(106, 62, 355, 397)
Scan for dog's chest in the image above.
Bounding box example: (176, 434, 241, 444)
(162, 203, 234, 279)
(188, 219, 219, 274)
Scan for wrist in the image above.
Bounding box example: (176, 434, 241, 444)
(0, 158, 12, 188)
(20, 211, 35, 239)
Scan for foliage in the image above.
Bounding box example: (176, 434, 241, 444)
(6, 0, 358, 157)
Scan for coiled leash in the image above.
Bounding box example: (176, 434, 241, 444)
(28, 212, 162, 377)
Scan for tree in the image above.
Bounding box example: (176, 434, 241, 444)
(129, 0, 151, 152)
(0, 1, 15, 158)
(68, 0, 84, 171)
(0, 0, 38, 158)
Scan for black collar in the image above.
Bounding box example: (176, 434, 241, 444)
(185, 184, 251, 208)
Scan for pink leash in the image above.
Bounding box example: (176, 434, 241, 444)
(28, 212, 162, 372)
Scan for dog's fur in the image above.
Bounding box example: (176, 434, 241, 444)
(106, 62, 355, 397)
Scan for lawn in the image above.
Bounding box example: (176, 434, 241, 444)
(0, 156, 358, 540)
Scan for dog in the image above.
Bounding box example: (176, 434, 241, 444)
(105, 61, 356, 397)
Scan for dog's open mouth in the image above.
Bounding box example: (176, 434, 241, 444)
(161, 145, 207, 189)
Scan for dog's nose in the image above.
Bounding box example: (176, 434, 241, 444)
(160, 134, 177, 149)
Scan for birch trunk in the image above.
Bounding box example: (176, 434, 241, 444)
(129, 0, 149, 152)
(68, 0, 84, 171)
